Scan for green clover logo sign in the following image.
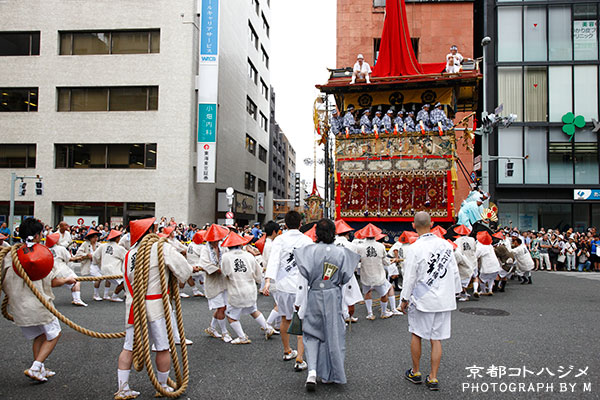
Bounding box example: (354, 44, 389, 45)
(562, 112, 586, 140)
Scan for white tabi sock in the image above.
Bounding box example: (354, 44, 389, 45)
(104, 287, 110, 297)
(94, 287, 100, 297)
(254, 313, 268, 330)
(30, 360, 43, 371)
(343, 306, 350, 320)
(389, 295, 397, 310)
(266, 309, 279, 326)
(365, 299, 373, 315)
(217, 318, 228, 335)
(117, 369, 131, 390)
(473, 281, 479, 293)
(380, 301, 388, 315)
(210, 317, 218, 329)
(230, 321, 245, 338)
(156, 370, 170, 386)
(72, 291, 81, 302)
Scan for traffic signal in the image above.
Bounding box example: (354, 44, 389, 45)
(18, 181, 26, 196)
(35, 181, 43, 196)
(294, 173, 301, 207)
(505, 161, 514, 177)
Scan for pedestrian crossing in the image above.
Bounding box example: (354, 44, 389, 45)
(549, 271, 600, 281)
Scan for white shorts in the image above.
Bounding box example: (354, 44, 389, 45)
(361, 281, 392, 297)
(273, 291, 296, 320)
(343, 275, 364, 306)
(123, 318, 169, 351)
(497, 268, 510, 279)
(480, 272, 498, 284)
(90, 264, 102, 277)
(386, 264, 399, 278)
(21, 317, 61, 341)
(408, 306, 451, 341)
(207, 291, 228, 310)
(226, 304, 258, 320)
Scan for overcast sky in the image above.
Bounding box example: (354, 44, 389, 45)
(270, 0, 336, 191)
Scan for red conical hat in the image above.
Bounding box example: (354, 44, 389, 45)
(129, 217, 156, 246)
(45, 233, 59, 248)
(205, 224, 230, 242)
(107, 229, 123, 241)
(375, 233, 387, 241)
(335, 219, 354, 235)
(477, 231, 493, 246)
(304, 225, 317, 242)
(454, 225, 471, 236)
(355, 223, 382, 239)
(408, 235, 418, 244)
(221, 232, 252, 248)
(447, 239, 458, 250)
(13, 243, 54, 281)
(254, 234, 266, 253)
(492, 231, 505, 240)
(163, 226, 174, 236)
(85, 229, 100, 239)
(399, 231, 418, 244)
(193, 230, 206, 245)
(431, 225, 447, 237)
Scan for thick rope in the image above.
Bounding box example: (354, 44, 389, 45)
(75, 275, 123, 282)
(0, 244, 125, 338)
(130, 234, 189, 398)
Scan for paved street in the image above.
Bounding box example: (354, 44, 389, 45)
(0, 271, 599, 400)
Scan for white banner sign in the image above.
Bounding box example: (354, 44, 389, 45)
(257, 192, 265, 213)
(197, 142, 216, 183)
(64, 216, 99, 227)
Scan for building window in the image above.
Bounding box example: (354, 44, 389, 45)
(0, 88, 38, 112)
(0, 32, 40, 56)
(246, 134, 257, 155)
(258, 145, 267, 162)
(248, 59, 258, 84)
(55, 143, 157, 169)
(498, 7, 523, 62)
(248, 23, 258, 50)
(261, 46, 269, 68)
(258, 179, 266, 193)
(574, 3, 598, 61)
(252, 0, 260, 15)
(262, 13, 270, 37)
(0, 144, 36, 168)
(524, 127, 548, 184)
(59, 30, 160, 55)
(246, 96, 257, 119)
(260, 79, 269, 100)
(57, 86, 158, 111)
(498, 127, 523, 184)
(245, 172, 256, 191)
(373, 0, 385, 7)
(260, 112, 268, 131)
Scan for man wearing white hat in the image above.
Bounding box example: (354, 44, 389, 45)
(351, 54, 371, 84)
(445, 45, 463, 73)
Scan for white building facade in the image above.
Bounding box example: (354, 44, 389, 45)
(0, 0, 273, 229)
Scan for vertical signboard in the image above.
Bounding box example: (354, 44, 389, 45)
(197, 0, 220, 183)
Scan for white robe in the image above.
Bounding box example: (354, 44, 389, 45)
(355, 239, 389, 287)
(475, 244, 502, 275)
(50, 244, 76, 278)
(334, 236, 363, 306)
(264, 230, 313, 294)
(221, 249, 262, 308)
(93, 242, 126, 276)
(512, 244, 534, 272)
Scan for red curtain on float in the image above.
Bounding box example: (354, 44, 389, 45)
(371, 0, 446, 77)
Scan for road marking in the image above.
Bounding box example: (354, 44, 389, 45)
(550, 271, 600, 281)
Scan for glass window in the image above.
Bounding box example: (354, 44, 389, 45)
(524, 7, 547, 61)
(574, 142, 598, 184)
(548, 66, 572, 122)
(248, 59, 257, 84)
(539, 203, 572, 231)
(574, 66, 598, 120)
(498, 127, 523, 184)
(524, 67, 547, 122)
(497, 67, 523, 122)
(0, 88, 38, 112)
(262, 13, 270, 37)
(110, 87, 149, 111)
(248, 23, 258, 50)
(549, 6, 572, 60)
(261, 80, 269, 100)
(245, 172, 256, 191)
(60, 30, 159, 55)
(549, 138, 573, 184)
(0, 144, 36, 168)
(524, 127, 547, 184)
(373, 0, 386, 6)
(246, 97, 257, 119)
(0, 32, 40, 56)
(56, 144, 157, 169)
(259, 145, 267, 162)
(498, 7, 522, 62)
(58, 87, 158, 111)
(573, 4, 598, 61)
(72, 32, 110, 55)
(260, 112, 268, 131)
(261, 46, 269, 68)
(246, 135, 256, 155)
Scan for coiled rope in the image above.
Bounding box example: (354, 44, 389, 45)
(0, 237, 189, 398)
